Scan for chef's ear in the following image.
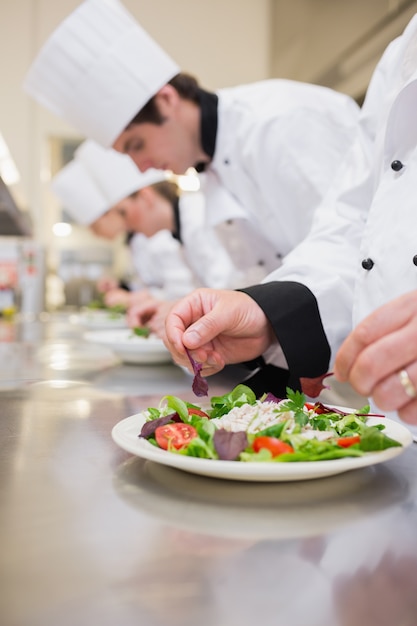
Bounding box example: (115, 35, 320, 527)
(154, 84, 181, 115)
(136, 186, 154, 207)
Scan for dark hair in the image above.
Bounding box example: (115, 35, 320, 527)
(130, 180, 179, 206)
(151, 180, 180, 205)
(127, 72, 201, 126)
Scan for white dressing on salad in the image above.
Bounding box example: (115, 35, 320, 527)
(210, 400, 292, 433)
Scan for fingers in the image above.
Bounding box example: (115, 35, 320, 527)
(97, 277, 117, 293)
(129, 289, 152, 305)
(334, 293, 417, 391)
(104, 289, 130, 307)
(366, 364, 417, 425)
(127, 299, 160, 328)
(165, 289, 212, 353)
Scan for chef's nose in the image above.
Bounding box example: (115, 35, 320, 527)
(131, 155, 154, 172)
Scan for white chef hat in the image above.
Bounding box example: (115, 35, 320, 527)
(23, 0, 180, 148)
(75, 140, 167, 207)
(51, 160, 109, 225)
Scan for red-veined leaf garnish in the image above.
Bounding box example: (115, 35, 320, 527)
(185, 347, 209, 397)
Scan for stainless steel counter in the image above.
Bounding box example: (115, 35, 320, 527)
(1, 313, 417, 626)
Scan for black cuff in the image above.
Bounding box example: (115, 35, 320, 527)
(240, 364, 300, 400)
(240, 281, 331, 379)
(242, 356, 266, 371)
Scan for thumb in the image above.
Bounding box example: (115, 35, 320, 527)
(183, 310, 225, 349)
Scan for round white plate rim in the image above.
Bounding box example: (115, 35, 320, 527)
(74, 311, 128, 328)
(84, 329, 167, 352)
(111, 412, 413, 482)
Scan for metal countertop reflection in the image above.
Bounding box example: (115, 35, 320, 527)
(0, 312, 416, 626)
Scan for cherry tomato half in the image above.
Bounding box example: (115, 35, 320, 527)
(155, 423, 198, 450)
(304, 402, 327, 414)
(336, 435, 361, 448)
(187, 407, 209, 418)
(252, 436, 294, 457)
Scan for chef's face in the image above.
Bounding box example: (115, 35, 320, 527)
(90, 209, 125, 240)
(113, 121, 195, 175)
(112, 192, 162, 238)
(112, 86, 203, 175)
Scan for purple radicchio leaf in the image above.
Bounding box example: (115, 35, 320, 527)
(139, 413, 181, 439)
(262, 392, 283, 404)
(213, 429, 248, 461)
(185, 347, 208, 397)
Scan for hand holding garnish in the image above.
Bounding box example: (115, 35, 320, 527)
(185, 347, 208, 397)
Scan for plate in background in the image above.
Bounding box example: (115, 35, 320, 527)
(84, 329, 172, 365)
(71, 309, 128, 329)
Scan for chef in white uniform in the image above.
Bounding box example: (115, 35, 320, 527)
(160, 14, 417, 434)
(51, 144, 197, 303)
(23, 0, 361, 288)
(53, 140, 240, 302)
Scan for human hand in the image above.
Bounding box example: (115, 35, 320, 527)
(148, 300, 176, 339)
(103, 288, 131, 308)
(334, 291, 417, 424)
(127, 294, 164, 329)
(128, 298, 175, 340)
(164, 288, 275, 376)
(96, 275, 118, 293)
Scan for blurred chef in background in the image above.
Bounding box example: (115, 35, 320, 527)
(52, 141, 242, 311)
(24, 0, 361, 303)
(52, 144, 194, 308)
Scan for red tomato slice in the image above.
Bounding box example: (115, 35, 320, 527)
(155, 423, 198, 450)
(336, 435, 361, 448)
(304, 402, 327, 414)
(252, 436, 294, 457)
(187, 407, 209, 418)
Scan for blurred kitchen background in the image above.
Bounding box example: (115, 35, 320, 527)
(0, 0, 416, 315)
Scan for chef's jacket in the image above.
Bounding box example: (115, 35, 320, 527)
(128, 190, 245, 300)
(128, 230, 198, 300)
(177, 190, 249, 289)
(200, 80, 360, 278)
(242, 13, 417, 429)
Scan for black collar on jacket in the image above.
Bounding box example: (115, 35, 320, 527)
(171, 196, 182, 243)
(194, 88, 218, 173)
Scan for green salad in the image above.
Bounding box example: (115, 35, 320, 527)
(131, 326, 151, 338)
(138, 384, 402, 462)
(86, 296, 126, 317)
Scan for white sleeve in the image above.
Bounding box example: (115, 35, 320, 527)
(129, 230, 198, 300)
(258, 43, 394, 364)
(179, 190, 246, 289)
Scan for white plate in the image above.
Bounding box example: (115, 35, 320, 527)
(84, 329, 172, 364)
(111, 412, 413, 482)
(72, 310, 128, 329)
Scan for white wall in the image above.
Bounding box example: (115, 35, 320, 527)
(271, 0, 417, 98)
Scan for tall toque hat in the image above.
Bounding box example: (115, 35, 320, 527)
(51, 160, 109, 225)
(23, 0, 180, 147)
(75, 140, 167, 207)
